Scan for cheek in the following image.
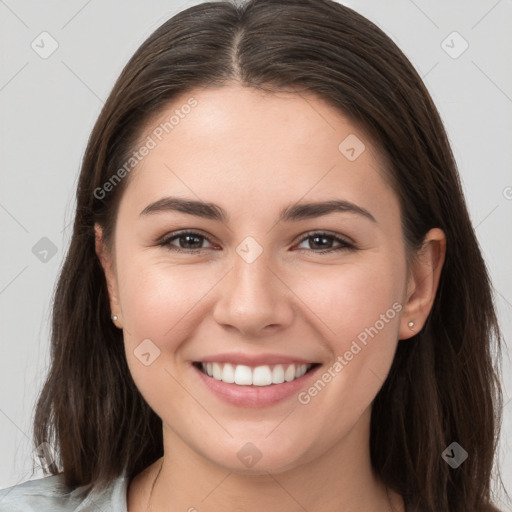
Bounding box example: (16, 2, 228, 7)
(291, 255, 404, 349)
(290, 257, 404, 413)
(118, 256, 207, 343)
(117, 258, 208, 415)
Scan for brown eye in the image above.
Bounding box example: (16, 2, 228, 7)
(295, 232, 354, 254)
(158, 230, 354, 255)
(159, 230, 215, 253)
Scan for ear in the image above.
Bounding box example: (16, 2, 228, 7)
(399, 228, 446, 340)
(94, 223, 122, 325)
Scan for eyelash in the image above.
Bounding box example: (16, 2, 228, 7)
(158, 230, 355, 254)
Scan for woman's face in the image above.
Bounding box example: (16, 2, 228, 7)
(97, 84, 417, 474)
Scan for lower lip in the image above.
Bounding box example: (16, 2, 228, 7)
(192, 363, 321, 408)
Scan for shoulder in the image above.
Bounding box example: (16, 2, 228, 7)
(0, 472, 129, 512)
(0, 474, 77, 512)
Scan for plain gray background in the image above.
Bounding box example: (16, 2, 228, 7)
(1, 0, 511, 507)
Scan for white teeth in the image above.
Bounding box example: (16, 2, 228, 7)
(200, 362, 313, 386)
(296, 364, 308, 379)
(234, 365, 253, 385)
(272, 364, 285, 384)
(253, 366, 272, 386)
(284, 364, 296, 382)
(221, 363, 235, 383)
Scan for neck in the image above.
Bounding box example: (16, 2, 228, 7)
(128, 408, 404, 512)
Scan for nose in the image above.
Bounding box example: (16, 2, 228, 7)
(212, 248, 295, 338)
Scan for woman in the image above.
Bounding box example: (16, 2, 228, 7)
(0, 0, 504, 511)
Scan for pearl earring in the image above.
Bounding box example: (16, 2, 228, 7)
(111, 314, 122, 329)
(408, 321, 415, 329)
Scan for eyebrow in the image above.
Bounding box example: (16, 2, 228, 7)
(139, 197, 377, 224)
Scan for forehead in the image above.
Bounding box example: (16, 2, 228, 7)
(118, 84, 397, 224)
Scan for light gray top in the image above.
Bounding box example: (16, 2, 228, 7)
(0, 472, 128, 511)
(0, 471, 415, 511)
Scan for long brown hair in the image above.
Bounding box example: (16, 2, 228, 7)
(32, 1, 504, 510)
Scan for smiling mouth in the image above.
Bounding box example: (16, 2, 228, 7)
(193, 361, 320, 386)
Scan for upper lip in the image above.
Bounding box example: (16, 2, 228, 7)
(193, 353, 318, 367)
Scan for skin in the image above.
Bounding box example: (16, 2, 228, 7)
(95, 84, 446, 512)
